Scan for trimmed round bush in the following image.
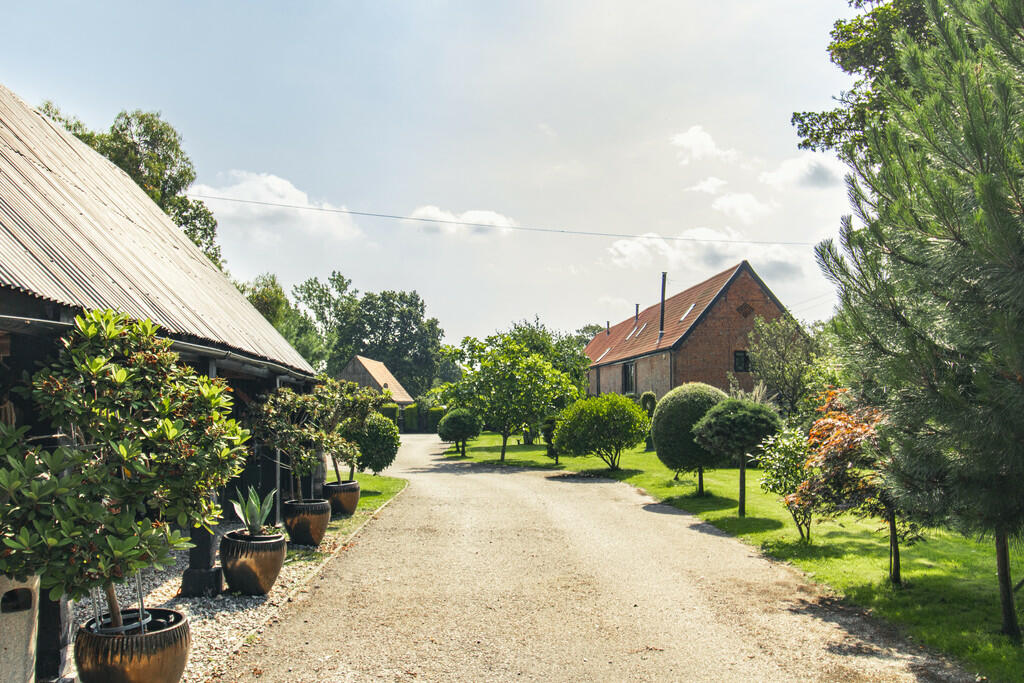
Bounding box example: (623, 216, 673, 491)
(354, 412, 401, 474)
(553, 394, 649, 470)
(651, 383, 727, 489)
(639, 391, 657, 416)
(437, 408, 482, 456)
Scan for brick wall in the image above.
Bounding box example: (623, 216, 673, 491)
(672, 269, 784, 392)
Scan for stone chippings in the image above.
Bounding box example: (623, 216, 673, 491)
(67, 522, 348, 683)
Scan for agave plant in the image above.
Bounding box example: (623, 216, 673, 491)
(230, 487, 277, 536)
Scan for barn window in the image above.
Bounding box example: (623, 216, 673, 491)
(733, 350, 751, 373)
(622, 362, 636, 394)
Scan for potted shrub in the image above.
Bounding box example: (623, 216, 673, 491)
(0, 424, 79, 683)
(315, 379, 383, 516)
(255, 387, 331, 546)
(27, 310, 249, 683)
(219, 487, 286, 595)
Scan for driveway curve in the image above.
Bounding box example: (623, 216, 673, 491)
(219, 434, 968, 682)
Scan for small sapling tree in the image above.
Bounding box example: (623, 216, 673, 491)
(693, 398, 781, 517)
(437, 408, 481, 457)
(650, 383, 727, 494)
(759, 426, 816, 542)
(553, 394, 648, 471)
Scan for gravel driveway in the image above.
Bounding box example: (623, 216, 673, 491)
(218, 434, 969, 682)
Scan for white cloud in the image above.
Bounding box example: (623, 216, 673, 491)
(670, 125, 739, 166)
(191, 170, 360, 245)
(606, 227, 804, 284)
(758, 153, 848, 190)
(711, 192, 777, 224)
(685, 176, 727, 194)
(537, 122, 557, 138)
(406, 205, 517, 237)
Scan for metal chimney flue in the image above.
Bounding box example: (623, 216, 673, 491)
(635, 304, 639, 323)
(606, 320, 610, 335)
(658, 272, 666, 338)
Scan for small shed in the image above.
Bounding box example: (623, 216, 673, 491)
(338, 355, 414, 405)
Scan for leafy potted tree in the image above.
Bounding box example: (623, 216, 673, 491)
(27, 310, 249, 683)
(0, 425, 79, 683)
(255, 387, 331, 546)
(316, 379, 383, 516)
(220, 487, 285, 595)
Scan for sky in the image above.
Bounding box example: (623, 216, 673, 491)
(3, 1, 858, 344)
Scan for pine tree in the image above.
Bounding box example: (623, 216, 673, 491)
(817, 0, 1024, 638)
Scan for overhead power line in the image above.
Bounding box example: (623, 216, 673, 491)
(188, 193, 817, 247)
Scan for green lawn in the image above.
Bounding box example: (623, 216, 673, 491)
(450, 432, 1024, 681)
(286, 471, 406, 565)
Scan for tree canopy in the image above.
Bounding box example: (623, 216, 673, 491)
(553, 394, 649, 471)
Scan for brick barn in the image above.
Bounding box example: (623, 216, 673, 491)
(584, 261, 786, 398)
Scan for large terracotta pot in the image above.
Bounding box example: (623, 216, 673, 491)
(220, 530, 287, 595)
(323, 480, 360, 516)
(282, 499, 331, 546)
(75, 607, 189, 683)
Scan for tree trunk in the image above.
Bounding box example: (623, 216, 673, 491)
(103, 581, 122, 629)
(995, 530, 1021, 639)
(887, 508, 901, 586)
(461, 439, 467, 457)
(348, 460, 356, 482)
(697, 467, 703, 496)
(500, 432, 509, 461)
(738, 454, 746, 517)
(331, 457, 342, 484)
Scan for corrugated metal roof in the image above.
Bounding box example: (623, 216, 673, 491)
(584, 263, 744, 367)
(0, 84, 314, 375)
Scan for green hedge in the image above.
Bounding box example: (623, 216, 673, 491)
(380, 402, 399, 425)
(403, 403, 419, 433)
(426, 407, 445, 433)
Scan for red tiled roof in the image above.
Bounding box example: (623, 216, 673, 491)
(584, 262, 745, 367)
(351, 355, 414, 404)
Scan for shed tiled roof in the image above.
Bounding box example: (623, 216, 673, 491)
(585, 262, 747, 367)
(0, 84, 313, 375)
(349, 355, 414, 404)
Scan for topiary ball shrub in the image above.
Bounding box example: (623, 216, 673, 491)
(354, 412, 401, 474)
(437, 408, 482, 457)
(640, 391, 657, 416)
(651, 382, 727, 493)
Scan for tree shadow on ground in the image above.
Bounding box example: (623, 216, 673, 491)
(655, 493, 738, 513)
(405, 456, 554, 476)
(546, 469, 643, 483)
(359, 489, 382, 498)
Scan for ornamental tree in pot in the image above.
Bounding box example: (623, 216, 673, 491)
(28, 310, 249, 683)
(313, 379, 383, 516)
(254, 386, 331, 546)
(0, 424, 80, 683)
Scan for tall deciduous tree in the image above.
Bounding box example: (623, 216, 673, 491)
(241, 273, 326, 369)
(746, 315, 817, 418)
(39, 102, 224, 267)
(447, 335, 578, 461)
(817, 0, 1024, 637)
(792, 0, 932, 161)
(502, 317, 592, 393)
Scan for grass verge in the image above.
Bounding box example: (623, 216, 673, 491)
(450, 432, 1024, 681)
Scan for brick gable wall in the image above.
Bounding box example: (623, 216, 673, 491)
(671, 269, 784, 392)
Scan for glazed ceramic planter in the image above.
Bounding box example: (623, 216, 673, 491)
(219, 530, 287, 595)
(323, 480, 360, 516)
(75, 607, 189, 683)
(282, 499, 331, 546)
